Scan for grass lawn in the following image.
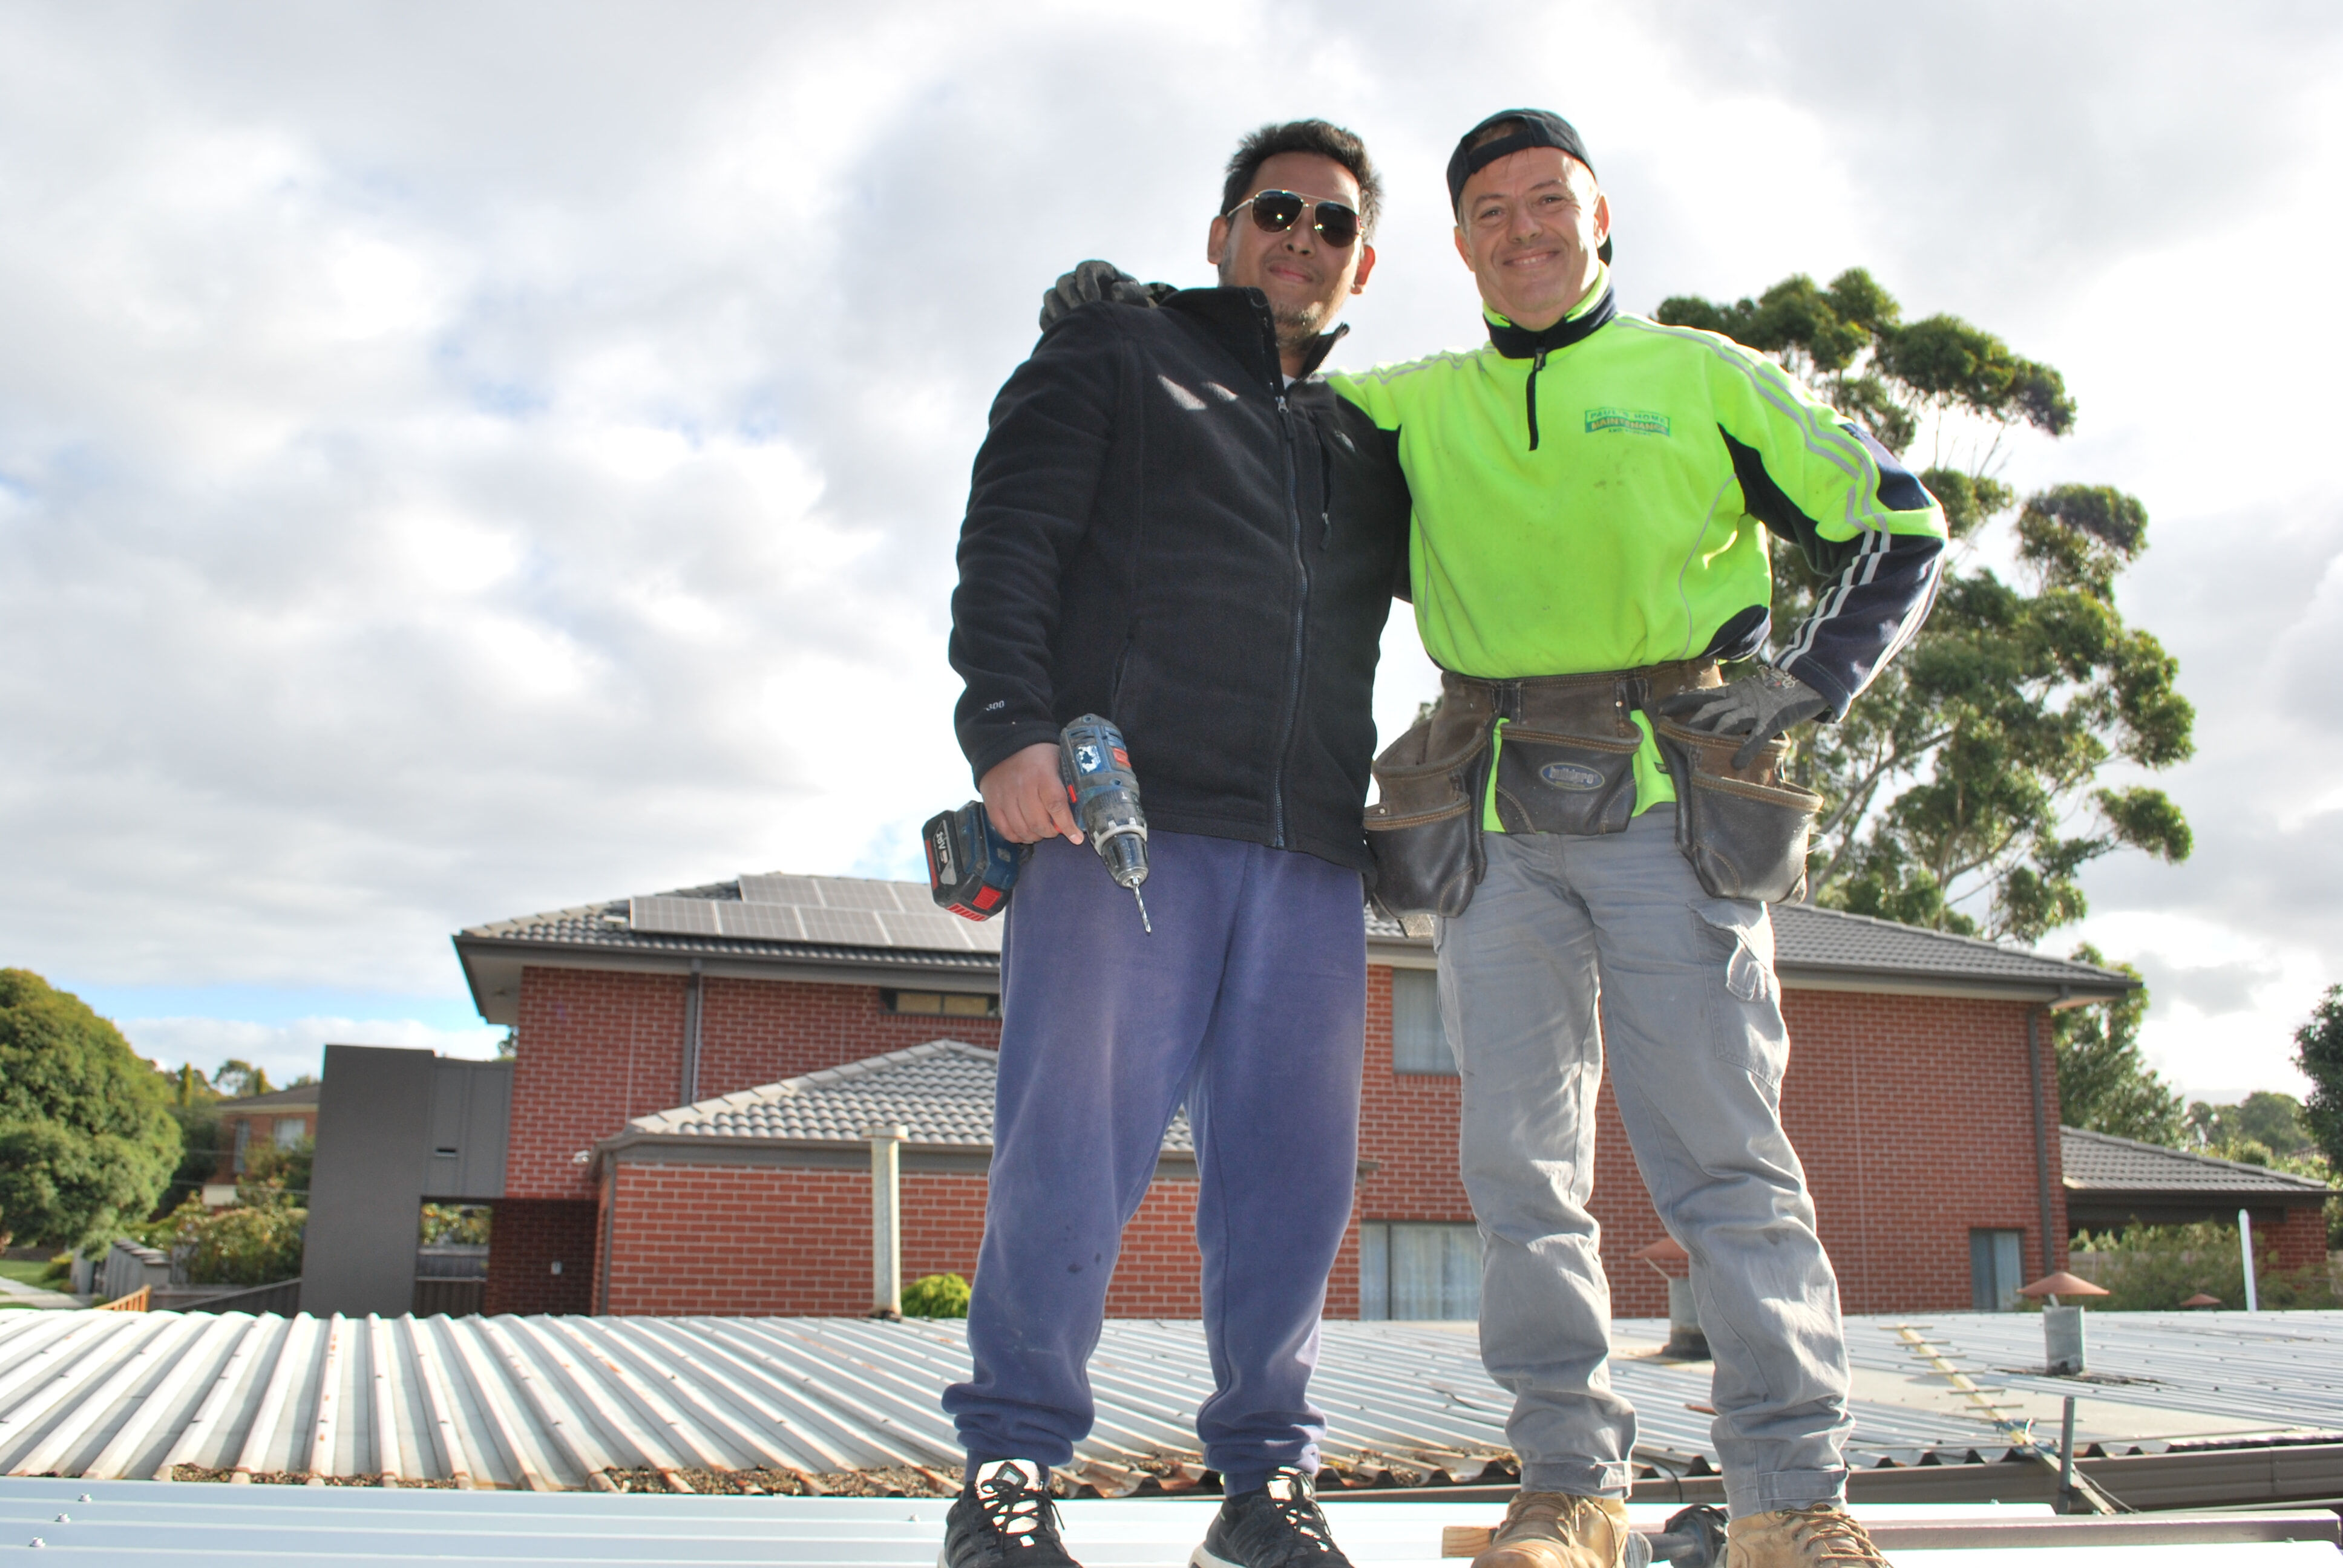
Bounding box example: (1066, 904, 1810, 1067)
(0, 1258, 67, 1288)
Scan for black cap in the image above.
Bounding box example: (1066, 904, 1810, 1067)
(1446, 108, 1611, 264)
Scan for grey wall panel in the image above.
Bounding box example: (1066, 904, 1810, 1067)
(423, 1059, 511, 1201)
(302, 1045, 436, 1317)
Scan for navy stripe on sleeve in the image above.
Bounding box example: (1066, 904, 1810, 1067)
(1774, 530, 1944, 716)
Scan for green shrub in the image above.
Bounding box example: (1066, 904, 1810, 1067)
(421, 1203, 491, 1245)
(2069, 1218, 2338, 1312)
(902, 1272, 971, 1318)
(135, 1192, 306, 1287)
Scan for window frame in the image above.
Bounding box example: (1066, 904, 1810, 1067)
(1389, 968, 1457, 1076)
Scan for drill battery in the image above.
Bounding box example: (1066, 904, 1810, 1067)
(923, 799, 1023, 922)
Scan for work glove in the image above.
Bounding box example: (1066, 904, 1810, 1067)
(1039, 260, 1173, 331)
(1654, 665, 1830, 769)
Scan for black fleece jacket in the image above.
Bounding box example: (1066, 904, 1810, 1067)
(948, 287, 1410, 874)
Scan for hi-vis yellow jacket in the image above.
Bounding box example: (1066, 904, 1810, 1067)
(1330, 271, 1947, 815)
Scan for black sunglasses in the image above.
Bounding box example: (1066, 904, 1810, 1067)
(1228, 189, 1360, 249)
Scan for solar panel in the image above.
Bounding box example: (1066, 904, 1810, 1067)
(876, 910, 978, 952)
(736, 874, 822, 906)
(796, 907, 890, 946)
(715, 903, 805, 942)
(814, 880, 906, 911)
(628, 897, 722, 935)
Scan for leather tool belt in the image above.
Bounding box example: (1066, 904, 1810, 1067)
(1366, 658, 1821, 915)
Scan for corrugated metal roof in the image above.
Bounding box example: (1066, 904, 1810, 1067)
(459, 874, 2135, 996)
(61, 1481, 2342, 1567)
(2061, 1127, 2333, 1197)
(4, 1311, 2335, 1495)
(623, 1042, 1191, 1153)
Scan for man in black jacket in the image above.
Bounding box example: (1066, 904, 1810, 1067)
(940, 121, 1409, 1568)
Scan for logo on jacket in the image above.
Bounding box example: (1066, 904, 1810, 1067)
(1584, 407, 1671, 437)
(1539, 762, 1607, 791)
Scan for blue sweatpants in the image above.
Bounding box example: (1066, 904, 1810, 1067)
(942, 829, 1366, 1494)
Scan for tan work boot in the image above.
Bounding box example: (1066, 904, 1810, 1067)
(1461, 1492, 1631, 1568)
(1723, 1502, 1889, 1567)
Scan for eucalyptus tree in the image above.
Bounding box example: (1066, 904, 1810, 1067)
(1658, 271, 2194, 941)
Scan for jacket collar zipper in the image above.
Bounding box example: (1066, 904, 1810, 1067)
(1485, 284, 1618, 452)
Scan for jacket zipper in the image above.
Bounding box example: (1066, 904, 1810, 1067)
(1270, 387, 1308, 851)
(1254, 299, 1308, 853)
(1526, 348, 1547, 449)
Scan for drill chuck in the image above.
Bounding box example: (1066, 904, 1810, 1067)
(1096, 828, 1148, 891)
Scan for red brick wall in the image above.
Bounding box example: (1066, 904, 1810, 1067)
(2268, 1207, 2330, 1273)
(507, 968, 689, 1201)
(1350, 974, 2065, 1319)
(506, 956, 2071, 1320)
(600, 1162, 1210, 1317)
(505, 966, 1003, 1203)
(482, 1198, 598, 1316)
(696, 975, 1001, 1101)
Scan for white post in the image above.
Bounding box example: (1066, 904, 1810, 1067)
(865, 1124, 908, 1317)
(2239, 1207, 2258, 1313)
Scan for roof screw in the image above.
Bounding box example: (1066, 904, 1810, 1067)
(53, 1514, 68, 1523)
(77, 1496, 91, 1503)
(28, 1538, 44, 1548)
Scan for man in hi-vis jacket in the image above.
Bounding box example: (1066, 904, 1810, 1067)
(1046, 108, 1942, 1568)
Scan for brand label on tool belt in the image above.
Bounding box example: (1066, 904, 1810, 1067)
(1540, 762, 1606, 791)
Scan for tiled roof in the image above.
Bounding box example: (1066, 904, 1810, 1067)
(462, 873, 2134, 995)
(2061, 1126, 2333, 1197)
(216, 1083, 321, 1111)
(624, 1039, 1193, 1153)
(1771, 903, 2132, 990)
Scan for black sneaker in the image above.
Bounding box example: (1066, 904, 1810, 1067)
(942, 1460, 1083, 1568)
(1192, 1468, 1353, 1568)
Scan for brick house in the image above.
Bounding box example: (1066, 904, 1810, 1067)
(204, 1082, 323, 1200)
(454, 872, 2143, 1319)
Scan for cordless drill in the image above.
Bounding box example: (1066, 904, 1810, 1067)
(923, 714, 1152, 931)
(1058, 713, 1152, 932)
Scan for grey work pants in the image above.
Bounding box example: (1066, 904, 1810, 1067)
(1437, 808, 1852, 1519)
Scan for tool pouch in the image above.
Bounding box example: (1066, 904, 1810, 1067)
(1489, 679, 1646, 837)
(1650, 716, 1824, 904)
(1365, 690, 1493, 918)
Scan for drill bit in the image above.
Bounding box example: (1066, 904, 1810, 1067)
(1132, 886, 1152, 933)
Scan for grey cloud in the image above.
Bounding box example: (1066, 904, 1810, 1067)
(2134, 955, 2284, 1020)
(0, 1, 2336, 1041)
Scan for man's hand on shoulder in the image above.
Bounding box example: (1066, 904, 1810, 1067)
(980, 742, 1084, 844)
(1039, 260, 1175, 331)
(1656, 665, 1830, 769)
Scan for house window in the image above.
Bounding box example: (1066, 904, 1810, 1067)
(275, 1118, 306, 1149)
(1391, 969, 1456, 1074)
(232, 1120, 250, 1175)
(1970, 1228, 2025, 1312)
(882, 989, 999, 1018)
(1358, 1221, 1481, 1320)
